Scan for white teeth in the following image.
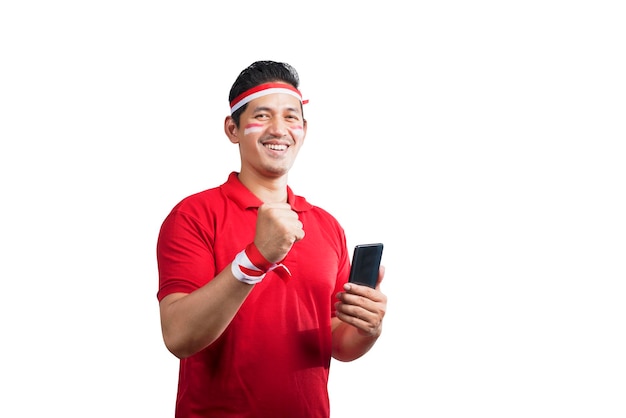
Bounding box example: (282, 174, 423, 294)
(265, 144, 287, 151)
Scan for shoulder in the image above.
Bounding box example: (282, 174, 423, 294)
(170, 185, 223, 215)
(169, 172, 238, 216)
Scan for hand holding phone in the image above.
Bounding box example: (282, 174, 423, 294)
(348, 243, 383, 288)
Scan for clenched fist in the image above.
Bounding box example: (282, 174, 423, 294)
(254, 202, 305, 263)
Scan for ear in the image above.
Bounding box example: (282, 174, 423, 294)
(224, 116, 239, 144)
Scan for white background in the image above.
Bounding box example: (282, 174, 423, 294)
(1, 1, 625, 417)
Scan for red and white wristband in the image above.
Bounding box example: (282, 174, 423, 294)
(231, 243, 292, 284)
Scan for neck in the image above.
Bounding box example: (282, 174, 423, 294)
(237, 170, 288, 203)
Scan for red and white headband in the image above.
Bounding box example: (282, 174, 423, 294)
(230, 82, 308, 114)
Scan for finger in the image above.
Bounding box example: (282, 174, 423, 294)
(293, 219, 305, 241)
(335, 305, 368, 326)
(375, 265, 385, 289)
(261, 202, 292, 210)
(354, 306, 369, 322)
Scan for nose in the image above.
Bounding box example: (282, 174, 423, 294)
(268, 118, 288, 137)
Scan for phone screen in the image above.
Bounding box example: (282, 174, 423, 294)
(348, 243, 383, 288)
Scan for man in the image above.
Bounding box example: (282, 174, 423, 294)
(156, 60, 387, 417)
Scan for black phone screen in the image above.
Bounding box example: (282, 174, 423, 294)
(348, 243, 383, 288)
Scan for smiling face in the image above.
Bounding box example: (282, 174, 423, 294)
(225, 90, 307, 180)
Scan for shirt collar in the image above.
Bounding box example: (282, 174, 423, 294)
(221, 171, 313, 212)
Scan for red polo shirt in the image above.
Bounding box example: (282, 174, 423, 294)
(157, 172, 350, 418)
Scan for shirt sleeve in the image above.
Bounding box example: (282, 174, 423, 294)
(156, 208, 216, 301)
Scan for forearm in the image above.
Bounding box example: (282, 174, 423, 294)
(159, 264, 254, 359)
(331, 318, 381, 362)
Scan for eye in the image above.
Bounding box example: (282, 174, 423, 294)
(255, 113, 270, 120)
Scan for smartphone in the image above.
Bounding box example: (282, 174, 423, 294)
(348, 243, 383, 288)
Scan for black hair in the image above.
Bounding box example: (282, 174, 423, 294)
(228, 60, 301, 126)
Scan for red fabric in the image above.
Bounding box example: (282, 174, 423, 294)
(245, 242, 274, 271)
(157, 172, 350, 418)
(229, 82, 302, 109)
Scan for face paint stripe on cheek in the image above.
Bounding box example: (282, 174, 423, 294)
(291, 125, 304, 138)
(243, 123, 264, 135)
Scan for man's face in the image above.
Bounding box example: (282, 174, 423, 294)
(231, 91, 307, 178)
